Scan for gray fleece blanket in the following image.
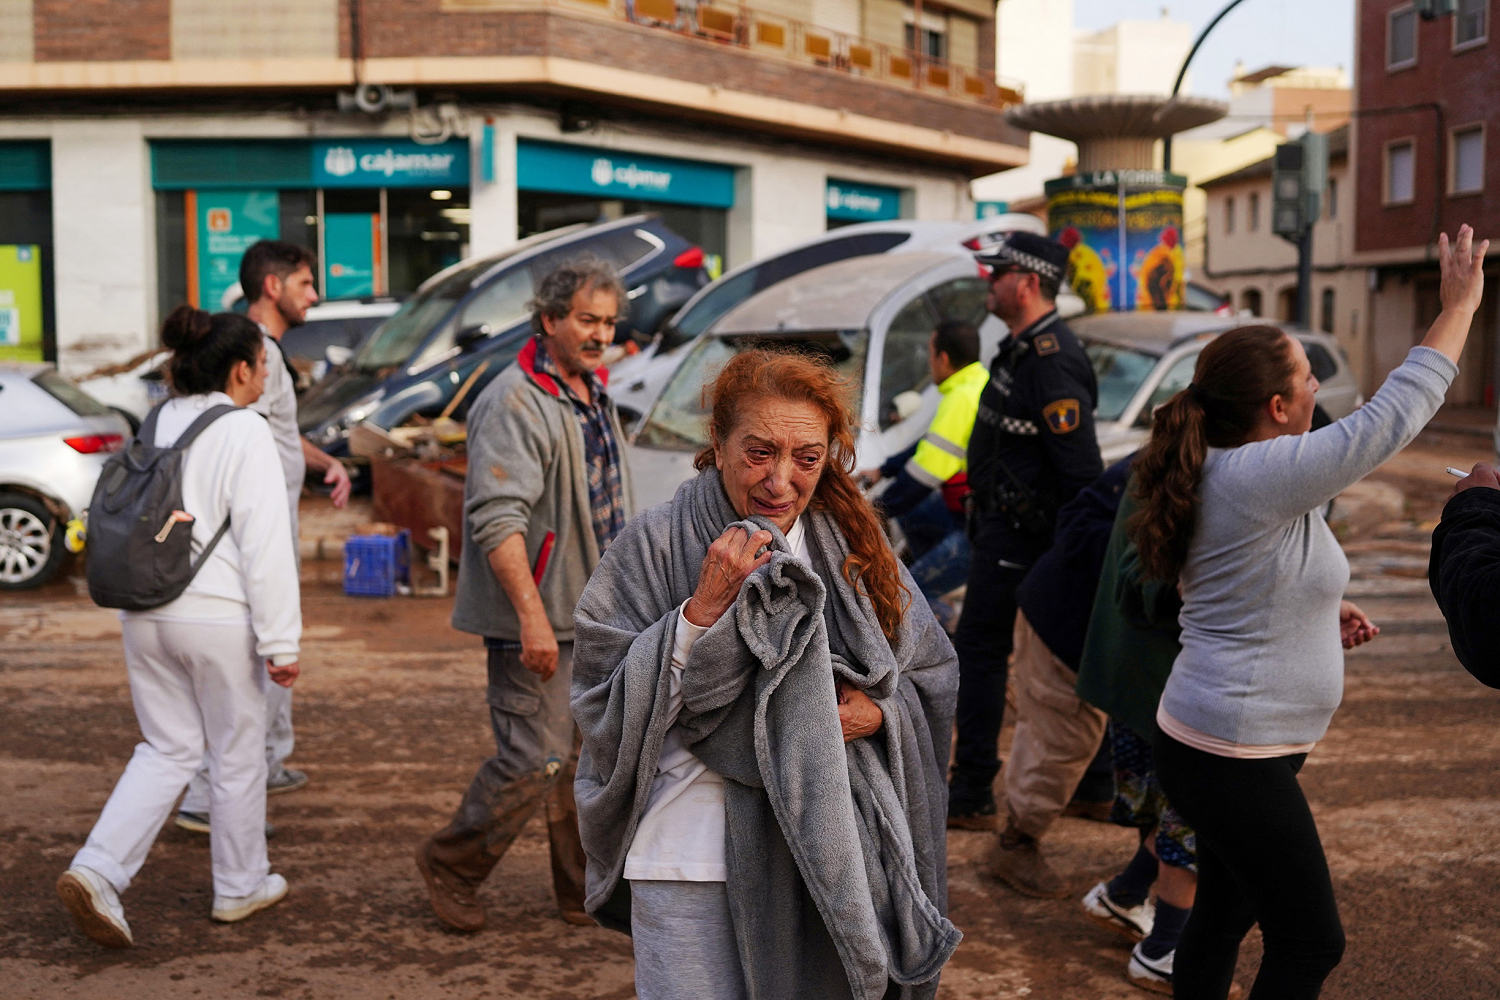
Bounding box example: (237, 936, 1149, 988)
(572, 469, 960, 1000)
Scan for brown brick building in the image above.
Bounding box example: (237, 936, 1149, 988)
(1353, 0, 1499, 405)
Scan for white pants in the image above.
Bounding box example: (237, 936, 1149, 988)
(181, 682, 291, 813)
(73, 617, 270, 899)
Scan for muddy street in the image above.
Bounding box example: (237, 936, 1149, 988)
(3, 425, 1499, 1000)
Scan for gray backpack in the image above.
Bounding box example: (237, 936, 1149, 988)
(85, 401, 238, 610)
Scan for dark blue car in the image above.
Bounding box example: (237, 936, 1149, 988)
(298, 214, 708, 480)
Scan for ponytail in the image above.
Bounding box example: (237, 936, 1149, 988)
(1127, 325, 1298, 582)
(1128, 391, 1207, 581)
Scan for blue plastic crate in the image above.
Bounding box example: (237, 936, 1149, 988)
(343, 531, 410, 597)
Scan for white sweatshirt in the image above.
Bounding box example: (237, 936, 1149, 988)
(125, 392, 301, 665)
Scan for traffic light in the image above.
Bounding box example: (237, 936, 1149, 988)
(1416, 0, 1456, 19)
(1271, 132, 1328, 240)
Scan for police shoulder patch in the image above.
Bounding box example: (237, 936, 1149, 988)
(1033, 333, 1060, 356)
(1042, 398, 1082, 434)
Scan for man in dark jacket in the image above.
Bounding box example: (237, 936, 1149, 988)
(1429, 462, 1500, 687)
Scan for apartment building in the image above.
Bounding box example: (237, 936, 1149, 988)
(1199, 126, 1373, 387)
(0, 0, 1027, 370)
(1353, 0, 1499, 405)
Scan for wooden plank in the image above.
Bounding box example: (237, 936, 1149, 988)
(804, 31, 832, 60)
(888, 54, 912, 80)
(848, 43, 874, 70)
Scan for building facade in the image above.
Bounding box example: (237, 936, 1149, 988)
(1199, 126, 1374, 388)
(0, 0, 1028, 371)
(1353, 0, 1499, 406)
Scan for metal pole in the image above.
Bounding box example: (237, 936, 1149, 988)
(1297, 226, 1313, 326)
(1161, 0, 1252, 172)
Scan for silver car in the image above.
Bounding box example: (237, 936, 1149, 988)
(627, 251, 1007, 511)
(1076, 312, 1364, 465)
(0, 364, 130, 588)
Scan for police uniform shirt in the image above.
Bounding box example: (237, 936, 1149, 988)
(967, 310, 1103, 556)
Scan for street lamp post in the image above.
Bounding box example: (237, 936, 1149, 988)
(1161, 0, 1252, 173)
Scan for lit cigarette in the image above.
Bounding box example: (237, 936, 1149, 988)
(1445, 466, 1469, 478)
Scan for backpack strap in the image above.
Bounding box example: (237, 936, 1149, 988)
(137, 399, 168, 445)
(173, 403, 241, 583)
(172, 403, 241, 450)
(187, 514, 234, 580)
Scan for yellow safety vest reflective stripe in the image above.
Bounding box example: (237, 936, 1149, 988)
(904, 361, 988, 489)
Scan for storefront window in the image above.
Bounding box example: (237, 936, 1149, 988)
(386, 188, 469, 296)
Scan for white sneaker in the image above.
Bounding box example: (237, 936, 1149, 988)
(1082, 880, 1155, 940)
(211, 873, 288, 923)
(1126, 941, 1174, 995)
(57, 866, 132, 948)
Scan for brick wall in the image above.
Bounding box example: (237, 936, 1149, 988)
(15, 1, 1022, 160)
(353, 5, 1023, 150)
(33, 0, 170, 61)
(1355, 0, 1500, 255)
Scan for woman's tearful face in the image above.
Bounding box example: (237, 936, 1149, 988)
(715, 396, 830, 534)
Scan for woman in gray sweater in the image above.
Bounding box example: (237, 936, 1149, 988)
(1126, 225, 1487, 1000)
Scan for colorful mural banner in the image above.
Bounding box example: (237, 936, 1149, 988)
(1044, 171, 1186, 313)
(0, 244, 44, 361)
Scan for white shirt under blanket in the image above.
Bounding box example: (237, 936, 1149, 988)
(625, 518, 808, 882)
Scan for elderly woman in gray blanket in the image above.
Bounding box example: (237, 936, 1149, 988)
(572, 349, 961, 1000)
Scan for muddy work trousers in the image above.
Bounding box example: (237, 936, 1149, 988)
(1002, 612, 1108, 838)
(427, 641, 587, 917)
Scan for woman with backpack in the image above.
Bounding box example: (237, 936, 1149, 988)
(58, 306, 301, 947)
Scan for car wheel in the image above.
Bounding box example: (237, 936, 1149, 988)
(0, 491, 65, 590)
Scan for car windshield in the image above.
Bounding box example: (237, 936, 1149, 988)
(1083, 341, 1161, 422)
(634, 330, 869, 452)
(353, 257, 498, 371)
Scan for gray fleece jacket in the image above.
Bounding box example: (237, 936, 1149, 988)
(1160, 347, 1456, 746)
(450, 341, 634, 642)
(572, 469, 960, 1000)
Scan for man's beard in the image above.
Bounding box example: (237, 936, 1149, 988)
(277, 295, 307, 329)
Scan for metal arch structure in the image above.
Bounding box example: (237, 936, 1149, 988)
(1161, 0, 1253, 173)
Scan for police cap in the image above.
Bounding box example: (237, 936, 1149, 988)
(974, 231, 1070, 284)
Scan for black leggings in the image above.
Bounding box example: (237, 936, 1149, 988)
(1155, 733, 1346, 1000)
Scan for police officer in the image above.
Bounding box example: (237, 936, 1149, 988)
(948, 231, 1102, 828)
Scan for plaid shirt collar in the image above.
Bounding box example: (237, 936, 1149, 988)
(531, 336, 625, 550)
(531, 336, 608, 408)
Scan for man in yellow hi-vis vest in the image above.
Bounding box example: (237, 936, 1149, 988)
(860, 318, 987, 630)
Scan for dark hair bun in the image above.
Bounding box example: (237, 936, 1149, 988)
(160, 304, 212, 351)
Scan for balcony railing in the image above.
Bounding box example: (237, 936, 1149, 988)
(491, 0, 1026, 109)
